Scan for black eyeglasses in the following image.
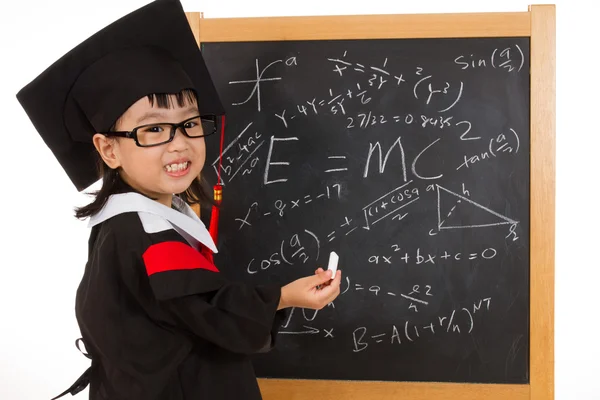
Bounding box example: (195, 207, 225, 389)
(101, 114, 218, 147)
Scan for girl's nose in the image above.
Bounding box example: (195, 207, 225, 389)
(166, 126, 189, 150)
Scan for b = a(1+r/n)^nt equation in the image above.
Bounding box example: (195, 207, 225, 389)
(352, 297, 492, 352)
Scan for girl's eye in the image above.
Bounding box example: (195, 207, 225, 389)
(147, 126, 163, 133)
(184, 121, 197, 129)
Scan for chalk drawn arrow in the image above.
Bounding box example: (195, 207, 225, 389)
(278, 325, 320, 335)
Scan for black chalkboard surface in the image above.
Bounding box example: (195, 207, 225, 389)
(200, 37, 530, 384)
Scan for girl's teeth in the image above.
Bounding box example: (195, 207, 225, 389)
(166, 162, 188, 172)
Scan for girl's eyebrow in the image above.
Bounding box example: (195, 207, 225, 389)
(135, 106, 199, 125)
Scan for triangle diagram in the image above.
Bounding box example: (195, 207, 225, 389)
(436, 185, 517, 230)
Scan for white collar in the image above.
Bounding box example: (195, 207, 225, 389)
(88, 192, 218, 253)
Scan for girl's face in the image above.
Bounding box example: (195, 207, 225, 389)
(94, 94, 207, 207)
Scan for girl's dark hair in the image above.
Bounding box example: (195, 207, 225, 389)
(74, 89, 216, 220)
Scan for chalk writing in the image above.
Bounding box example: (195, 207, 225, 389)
(228, 57, 297, 111)
(456, 129, 521, 170)
(362, 181, 420, 229)
(211, 122, 264, 185)
(234, 183, 343, 231)
(246, 229, 320, 274)
(369, 245, 499, 266)
(454, 44, 525, 72)
(201, 37, 530, 383)
(352, 297, 492, 352)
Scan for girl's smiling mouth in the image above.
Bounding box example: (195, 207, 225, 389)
(164, 160, 191, 176)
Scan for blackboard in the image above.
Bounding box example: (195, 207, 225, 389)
(200, 37, 530, 384)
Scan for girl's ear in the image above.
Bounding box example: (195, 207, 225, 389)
(92, 133, 121, 170)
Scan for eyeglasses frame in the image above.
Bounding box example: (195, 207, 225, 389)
(100, 114, 218, 147)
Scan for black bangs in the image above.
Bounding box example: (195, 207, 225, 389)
(146, 88, 198, 109)
(111, 88, 199, 131)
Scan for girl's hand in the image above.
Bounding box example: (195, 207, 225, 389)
(278, 269, 342, 310)
(314, 267, 333, 287)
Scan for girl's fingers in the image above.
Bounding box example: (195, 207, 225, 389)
(314, 270, 342, 301)
(308, 270, 333, 288)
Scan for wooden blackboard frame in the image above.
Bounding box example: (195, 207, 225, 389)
(185, 6, 555, 400)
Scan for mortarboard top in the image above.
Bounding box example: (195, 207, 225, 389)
(16, 0, 225, 192)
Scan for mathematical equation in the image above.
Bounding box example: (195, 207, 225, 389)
(213, 47, 524, 195)
(212, 120, 520, 193)
(339, 279, 435, 313)
(211, 121, 263, 185)
(279, 283, 437, 334)
(278, 72, 463, 126)
(367, 245, 498, 266)
(246, 229, 320, 274)
(457, 129, 521, 171)
(278, 296, 493, 349)
(235, 183, 343, 231)
(244, 181, 516, 275)
(361, 181, 420, 230)
(352, 297, 492, 352)
(209, 43, 528, 365)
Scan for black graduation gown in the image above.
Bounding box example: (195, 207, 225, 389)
(55, 196, 287, 400)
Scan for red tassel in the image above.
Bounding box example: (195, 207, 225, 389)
(206, 115, 226, 262)
(209, 184, 222, 244)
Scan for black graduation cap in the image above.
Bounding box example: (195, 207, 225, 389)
(16, 0, 225, 192)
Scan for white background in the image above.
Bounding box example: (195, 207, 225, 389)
(0, 0, 598, 399)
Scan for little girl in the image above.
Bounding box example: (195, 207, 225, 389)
(16, 0, 341, 399)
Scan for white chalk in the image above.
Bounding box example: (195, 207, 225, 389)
(327, 251, 339, 279)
